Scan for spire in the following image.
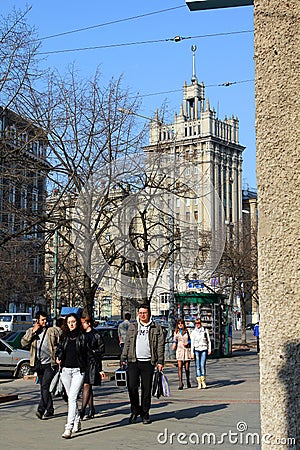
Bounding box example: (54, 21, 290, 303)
(191, 44, 198, 84)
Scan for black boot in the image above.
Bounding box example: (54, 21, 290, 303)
(186, 370, 191, 388)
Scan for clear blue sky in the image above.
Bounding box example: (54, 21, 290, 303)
(2, 1, 256, 188)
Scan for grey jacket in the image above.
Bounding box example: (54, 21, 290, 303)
(121, 320, 165, 366)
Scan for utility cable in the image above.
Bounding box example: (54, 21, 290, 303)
(37, 5, 186, 41)
(38, 30, 253, 55)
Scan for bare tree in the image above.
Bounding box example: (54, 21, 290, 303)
(215, 223, 258, 344)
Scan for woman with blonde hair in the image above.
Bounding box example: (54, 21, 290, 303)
(190, 318, 211, 389)
(171, 318, 192, 389)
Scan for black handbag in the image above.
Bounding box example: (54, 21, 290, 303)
(152, 370, 163, 399)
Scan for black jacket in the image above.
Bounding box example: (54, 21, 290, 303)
(85, 328, 105, 385)
(56, 331, 88, 372)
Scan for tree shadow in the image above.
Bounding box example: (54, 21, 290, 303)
(208, 379, 245, 388)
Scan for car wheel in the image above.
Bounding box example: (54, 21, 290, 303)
(17, 362, 32, 378)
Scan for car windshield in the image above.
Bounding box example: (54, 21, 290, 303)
(0, 315, 12, 322)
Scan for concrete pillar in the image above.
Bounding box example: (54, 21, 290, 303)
(255, 0, 300, 448)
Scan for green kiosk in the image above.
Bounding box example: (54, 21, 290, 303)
(175, 292, 232, 357)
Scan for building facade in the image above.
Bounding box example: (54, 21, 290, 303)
(142, 55, 245, 316)
(0, 107, 49, 313)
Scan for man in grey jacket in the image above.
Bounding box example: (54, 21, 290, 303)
(121, 303, 165, 425)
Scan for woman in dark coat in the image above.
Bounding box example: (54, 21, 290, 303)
(80, 315, 105, 419)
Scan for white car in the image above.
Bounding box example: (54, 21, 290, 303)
(0, 337, 32, 378)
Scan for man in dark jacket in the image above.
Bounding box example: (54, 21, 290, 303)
(121, 303, 165, 425)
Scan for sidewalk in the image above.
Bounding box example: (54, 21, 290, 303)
(0, 349, 260, 450)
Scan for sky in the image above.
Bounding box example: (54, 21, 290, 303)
(2, 1, 256, 188)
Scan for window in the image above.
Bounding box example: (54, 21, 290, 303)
(32, 190, 38, 212)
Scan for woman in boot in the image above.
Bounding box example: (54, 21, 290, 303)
(190, 319, 211, 389)
(172, 318, 192, 390)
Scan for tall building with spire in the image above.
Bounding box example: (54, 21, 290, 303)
(143, 46, 245, 315)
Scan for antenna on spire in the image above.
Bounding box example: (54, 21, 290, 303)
(191, 44, 198, 83)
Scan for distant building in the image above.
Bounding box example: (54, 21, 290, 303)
(0, 107, 49, 313)
(242, 186, 258, 324)
(142, 49, 245, 315)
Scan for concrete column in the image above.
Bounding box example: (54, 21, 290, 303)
(255, 0, 300, 448)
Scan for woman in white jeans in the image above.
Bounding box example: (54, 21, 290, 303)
(56, 314, 88, 439)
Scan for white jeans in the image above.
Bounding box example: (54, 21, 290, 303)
(61, 367, 85, 430)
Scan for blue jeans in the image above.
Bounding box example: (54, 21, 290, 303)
(194, 350, 208, 377)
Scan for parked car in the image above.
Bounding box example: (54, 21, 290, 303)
(0, 337, 32, 378)
(95, 326, 121, 359)
(0, 330, 28, 350)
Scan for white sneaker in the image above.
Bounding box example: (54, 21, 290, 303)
(62, 428, 72, 439)
(72, 422, 82, 433)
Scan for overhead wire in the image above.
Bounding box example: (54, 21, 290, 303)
(37, 30, 253, 55)
(137, 79, 254, 99)
(38, 5, 186, 41)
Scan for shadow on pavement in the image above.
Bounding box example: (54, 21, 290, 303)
(73, 403, 229, 438)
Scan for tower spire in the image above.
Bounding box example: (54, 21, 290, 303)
(191, 44, 198, 83)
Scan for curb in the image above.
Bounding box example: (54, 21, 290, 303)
(0, 393, 19, 403)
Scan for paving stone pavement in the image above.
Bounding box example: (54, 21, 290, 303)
(0, 349, 260, 450)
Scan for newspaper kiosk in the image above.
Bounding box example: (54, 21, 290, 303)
(175, 292, 232, 357)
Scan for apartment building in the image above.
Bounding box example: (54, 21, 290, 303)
(142, 54, 245, 315)
(0, 107, 49, 313)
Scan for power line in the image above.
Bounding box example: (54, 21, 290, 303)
(137, 79, 254, 99)
(38, 30, 253, 55)
(38, 5, 186, 41)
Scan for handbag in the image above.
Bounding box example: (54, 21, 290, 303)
(152, 370, 163, 399)
(50, 370, 64, 397)
(161, 372, 170, 397)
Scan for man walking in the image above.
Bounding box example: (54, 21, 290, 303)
(121, 303, 165, 425)
(21, 311, 60, 419)
(118, 312, 131, 351)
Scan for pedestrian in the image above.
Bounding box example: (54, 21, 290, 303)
(80, 315, 105, 419)
(121, 303, 165, 425)
(55, 313, 88, 439)
(118, 312, 131, 351)
(21, 310, 60, 420)
(190, 318, 211, 389)
(171, 318, 192, 390)
(253, 322, 260, 354)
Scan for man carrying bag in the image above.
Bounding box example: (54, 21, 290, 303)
(121, 303, 165, 425)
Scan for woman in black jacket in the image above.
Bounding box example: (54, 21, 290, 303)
(56, 313, 88, 439)
(80, 315, 105, 419)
